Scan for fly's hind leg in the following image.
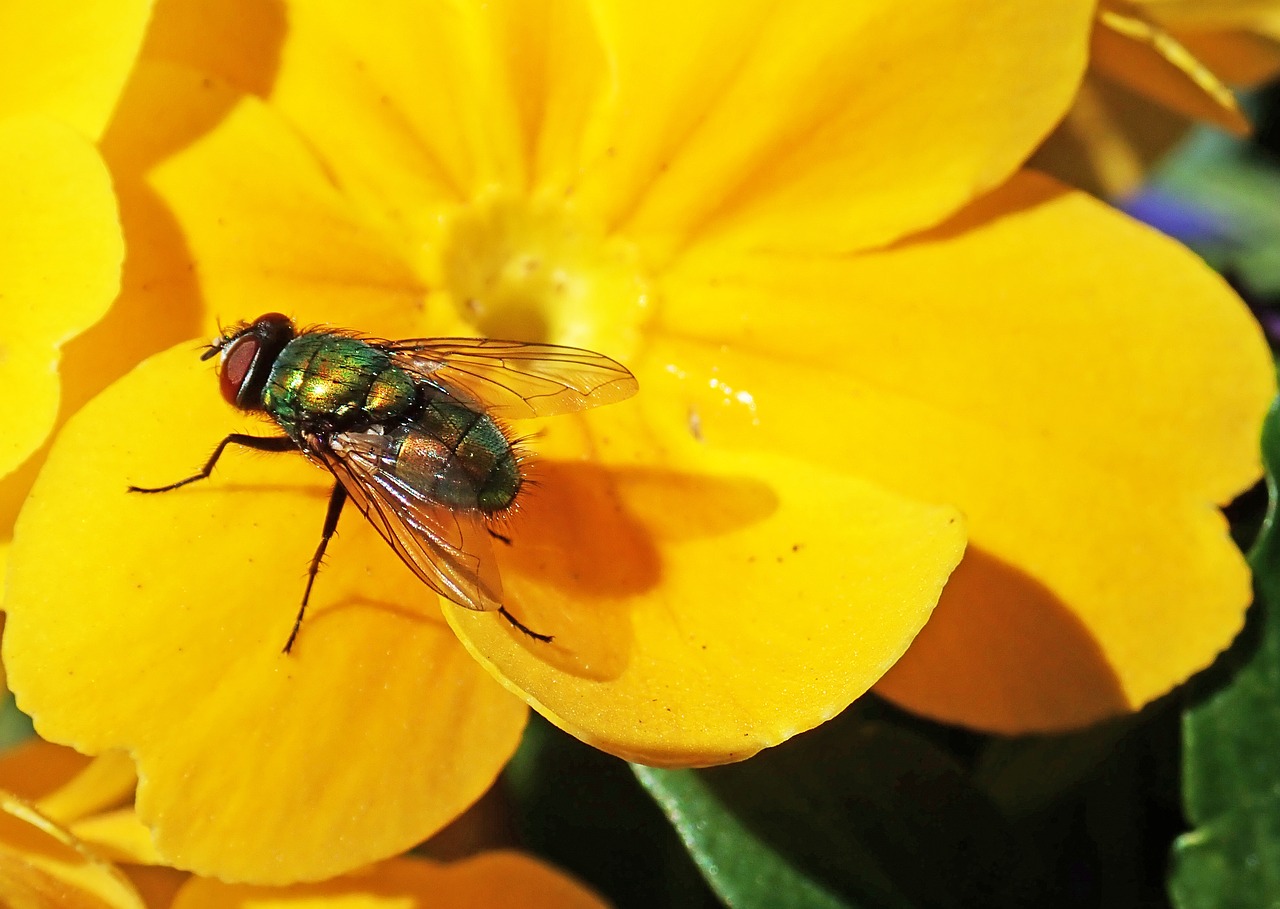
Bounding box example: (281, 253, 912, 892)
(481, 529, 549, 641)
(284, 482, 348, 654)
(128, 434, 296, 493)
(498, 606, 553, 643)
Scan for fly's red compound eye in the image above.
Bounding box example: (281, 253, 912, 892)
(215, 313, 296, 411)
(219, 334, 260, 406)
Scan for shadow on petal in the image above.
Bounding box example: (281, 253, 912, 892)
(143, 0, 287, 98)
(59, 180, 203, 424)
(876, 547, 1129, 731)
(491, 460, 778, 682)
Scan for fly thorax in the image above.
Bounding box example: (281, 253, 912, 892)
(264, 334, 401, 432)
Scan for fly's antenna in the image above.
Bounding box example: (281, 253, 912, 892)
(198, 316, 227, 360)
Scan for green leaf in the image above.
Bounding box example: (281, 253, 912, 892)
(634, 766, 855, 909)
(634, 710, 1047, 909)
(1171, 398, 1280, 909)
(0, 693, 33, 752)
(504, 715, 720, 909)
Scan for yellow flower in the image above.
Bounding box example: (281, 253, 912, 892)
(168, 853, 609, 909)
(0, 739, 605, 908)
(1036, 0, 1280, 195)
(0, 0, 152, 583)
(2, 0, 1272, 886)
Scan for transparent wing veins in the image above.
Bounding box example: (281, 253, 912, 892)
(309, 431, 502, 613)
(384, 337, 638, 419)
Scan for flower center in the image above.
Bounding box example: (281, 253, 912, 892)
(436, 192, 650, 359)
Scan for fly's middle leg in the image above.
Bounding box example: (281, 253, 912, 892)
(284, 482, 348, 654)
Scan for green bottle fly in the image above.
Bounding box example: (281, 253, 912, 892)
(129, 313, 637, 652)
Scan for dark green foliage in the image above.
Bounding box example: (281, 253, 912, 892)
(1170, 400, 1280, 909)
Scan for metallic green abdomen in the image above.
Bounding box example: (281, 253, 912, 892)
(387, 397, 521, 512)
(263, 333, 520, 513)
(264, 334, 415, 433)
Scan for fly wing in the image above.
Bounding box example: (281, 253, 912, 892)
(384, 337, 638, 419)
(308, 431, 502, 612)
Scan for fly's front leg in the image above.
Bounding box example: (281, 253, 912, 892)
(284, 482, 348, 654)
(128, 434, 296, 493)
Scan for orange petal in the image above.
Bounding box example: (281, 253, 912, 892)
(572, 0, 1093, 260)
(1092, 5, 1249, 134)
(1129, 0, 1280, 33)
(0, 117, 123, 480)
(0, 793, 145, 909)
(141, 0, 287, 97)
(101, 61, 427, 337)
(1172, 27, 1280, 85)
(0, 0, 153, 140)
(170, 853, 609, 909)
(121, 866, 188, 909)
(1030, 75, 1190, 198)
(651, 170, 1273, 731)
(446, 403, 966, 766)
(3, 346, 528, 884)
(0, 740, 94, 806)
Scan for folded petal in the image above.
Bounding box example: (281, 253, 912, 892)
(446, 403, 966, 766)
(3, 346, 528, 883)
(0, 0, 153, 140)
(651, 171, 1273, 730)
(70, 809, 163, 866)
(35, 752, 137, 826)
(1172, 27, 1280, 84)
(0, 794, 145, 909)
(0, 117, 123, 480)
(1092, 5, 1248, 133)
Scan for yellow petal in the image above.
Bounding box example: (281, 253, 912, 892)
(36, 753, 137, 828)
(264, 0, 531, 238)
(573, 0, 1093, 260)
(150, 0, 611, 225)
(0, 0, 153, 140)
(0, 793, 145, 909)
(4, 346, 527, 884)
(1092, 5, 1249, 134)
(170, 853, 609, 909)
(652, 171, 1273, 731)
(447, 403, 966, 766)
(70, 809, 162, 867)
(0, 117, 123, 480)
(181, 0, 1095, 262)
(101, 61, 427, 337)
